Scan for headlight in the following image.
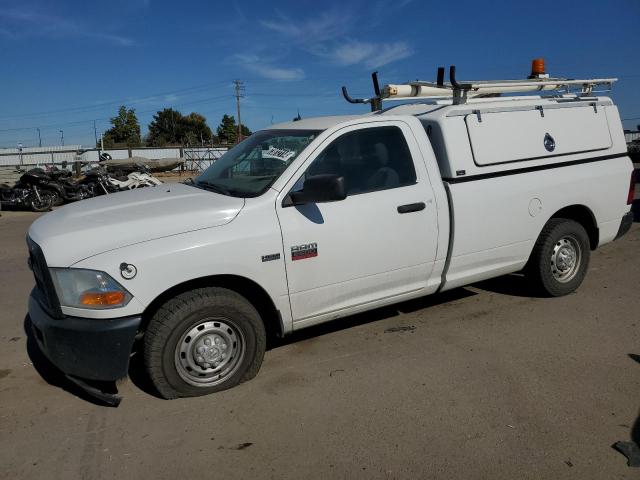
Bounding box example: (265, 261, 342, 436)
(49, 268, 132, 309)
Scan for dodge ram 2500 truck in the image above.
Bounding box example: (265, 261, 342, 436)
(26, 66, 635, 402)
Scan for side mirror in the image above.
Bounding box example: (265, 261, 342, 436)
(286, 174, 346, 206)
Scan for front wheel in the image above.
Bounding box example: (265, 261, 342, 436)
(143, 287, 266, 399)
(526, 218, 591, 297)
(48, 190, 64, 207)
(30, 191, 53, 212)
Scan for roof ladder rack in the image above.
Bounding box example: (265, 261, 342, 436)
(341, 59, 617, 109)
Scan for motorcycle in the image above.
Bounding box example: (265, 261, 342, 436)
(79, 163, 162, 195)
(46, 167, 92, 204)
(26, 167, 89, 206)
(0, 171, 53, 212)
(15, 168, 67, 207)
(78, 167, 120, 197)
(107, 171, 163, 190)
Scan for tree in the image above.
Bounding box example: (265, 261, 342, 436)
(216, 114, 251, 144)
(146, 109, 214, 146)
(100, 106, 141, 148)
(182, 112, 214, 145)
(146, 108, 183, 146)
(240, 124, 252, 140)
(216, 114, 236, 144)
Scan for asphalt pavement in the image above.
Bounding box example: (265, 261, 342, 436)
(0, 207, 639, 480)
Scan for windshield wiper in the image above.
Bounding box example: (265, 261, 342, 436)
(194, 180, 232, 196)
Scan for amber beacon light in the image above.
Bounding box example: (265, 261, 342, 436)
(530, 58, 546, 78)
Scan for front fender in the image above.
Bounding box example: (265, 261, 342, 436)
(70, 195, 292, 327)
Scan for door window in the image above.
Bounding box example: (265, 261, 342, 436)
(301, 126, 417, 196)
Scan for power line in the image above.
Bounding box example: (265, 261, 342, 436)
(0, 73, 382, 145)
(0, 89, 356, 137)
(0, 80, 234, 122)
(0, 73, 357, 123)
(249, 92, 342, 97)
(0, 94, 233, 134)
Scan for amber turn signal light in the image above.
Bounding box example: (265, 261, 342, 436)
(80, 290, 126, 306)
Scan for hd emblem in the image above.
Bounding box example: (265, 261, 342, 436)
(261, 253, 281, 262)
(291, 243, 318, 261)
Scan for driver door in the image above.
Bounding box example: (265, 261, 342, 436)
(276, 121, 439, 325)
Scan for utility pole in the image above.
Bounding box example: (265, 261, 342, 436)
(59, 130, 64, 146)
(93, 120, 98, 146)
(36, 128, 41, 147)
(233, 80, 244, 143)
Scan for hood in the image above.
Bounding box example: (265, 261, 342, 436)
(28, 183, 245, 266)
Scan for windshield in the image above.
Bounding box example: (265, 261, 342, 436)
(193, 129, 321, 197)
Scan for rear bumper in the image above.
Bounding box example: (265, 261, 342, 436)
(614, 210, 633, 241)
(28, 290, 141, 382)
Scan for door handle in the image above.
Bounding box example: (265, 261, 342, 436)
(397, 202, 426, 214)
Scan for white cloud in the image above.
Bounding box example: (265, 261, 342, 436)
(259, 8, 413, 70)
(332, 41, 375, 66)
(330, 41, 412, 68)
(260, 9, 352, 46)
(366, 42, 413, 68)
(259, 20, 300, 37)
(235, 54, 305, 81)
(0, 7, 135, 46)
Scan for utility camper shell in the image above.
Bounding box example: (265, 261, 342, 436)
(410, 95, 625, 179)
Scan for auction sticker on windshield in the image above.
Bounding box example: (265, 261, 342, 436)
(263, 146, 296, 162)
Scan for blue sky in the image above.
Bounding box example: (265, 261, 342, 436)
(0, 0, 639, 148)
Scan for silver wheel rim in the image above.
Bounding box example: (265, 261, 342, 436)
(174, 318, 245, 387)
(550, 235, 582, 283)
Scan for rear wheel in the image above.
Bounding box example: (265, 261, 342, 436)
(143, 287, 266, 399)
(526, 218, 591, 296)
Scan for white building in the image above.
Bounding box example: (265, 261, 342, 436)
(625, 130, 640, 144)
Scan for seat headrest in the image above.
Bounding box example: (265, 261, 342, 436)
(373, 142, 389, 166)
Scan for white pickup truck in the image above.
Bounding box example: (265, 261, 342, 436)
(26, 66, 635, 402)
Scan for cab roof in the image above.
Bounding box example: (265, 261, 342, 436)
(267, 115, 363, 131)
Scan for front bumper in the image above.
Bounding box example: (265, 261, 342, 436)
(28, 289, 141, 382)
(614, 210, 634, 241)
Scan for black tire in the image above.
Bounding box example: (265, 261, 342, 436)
(526, 218, 591, 297)
(49, 191, 64, 207)
(30, 192, 53, 212)
(143, 287, 266, 399)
